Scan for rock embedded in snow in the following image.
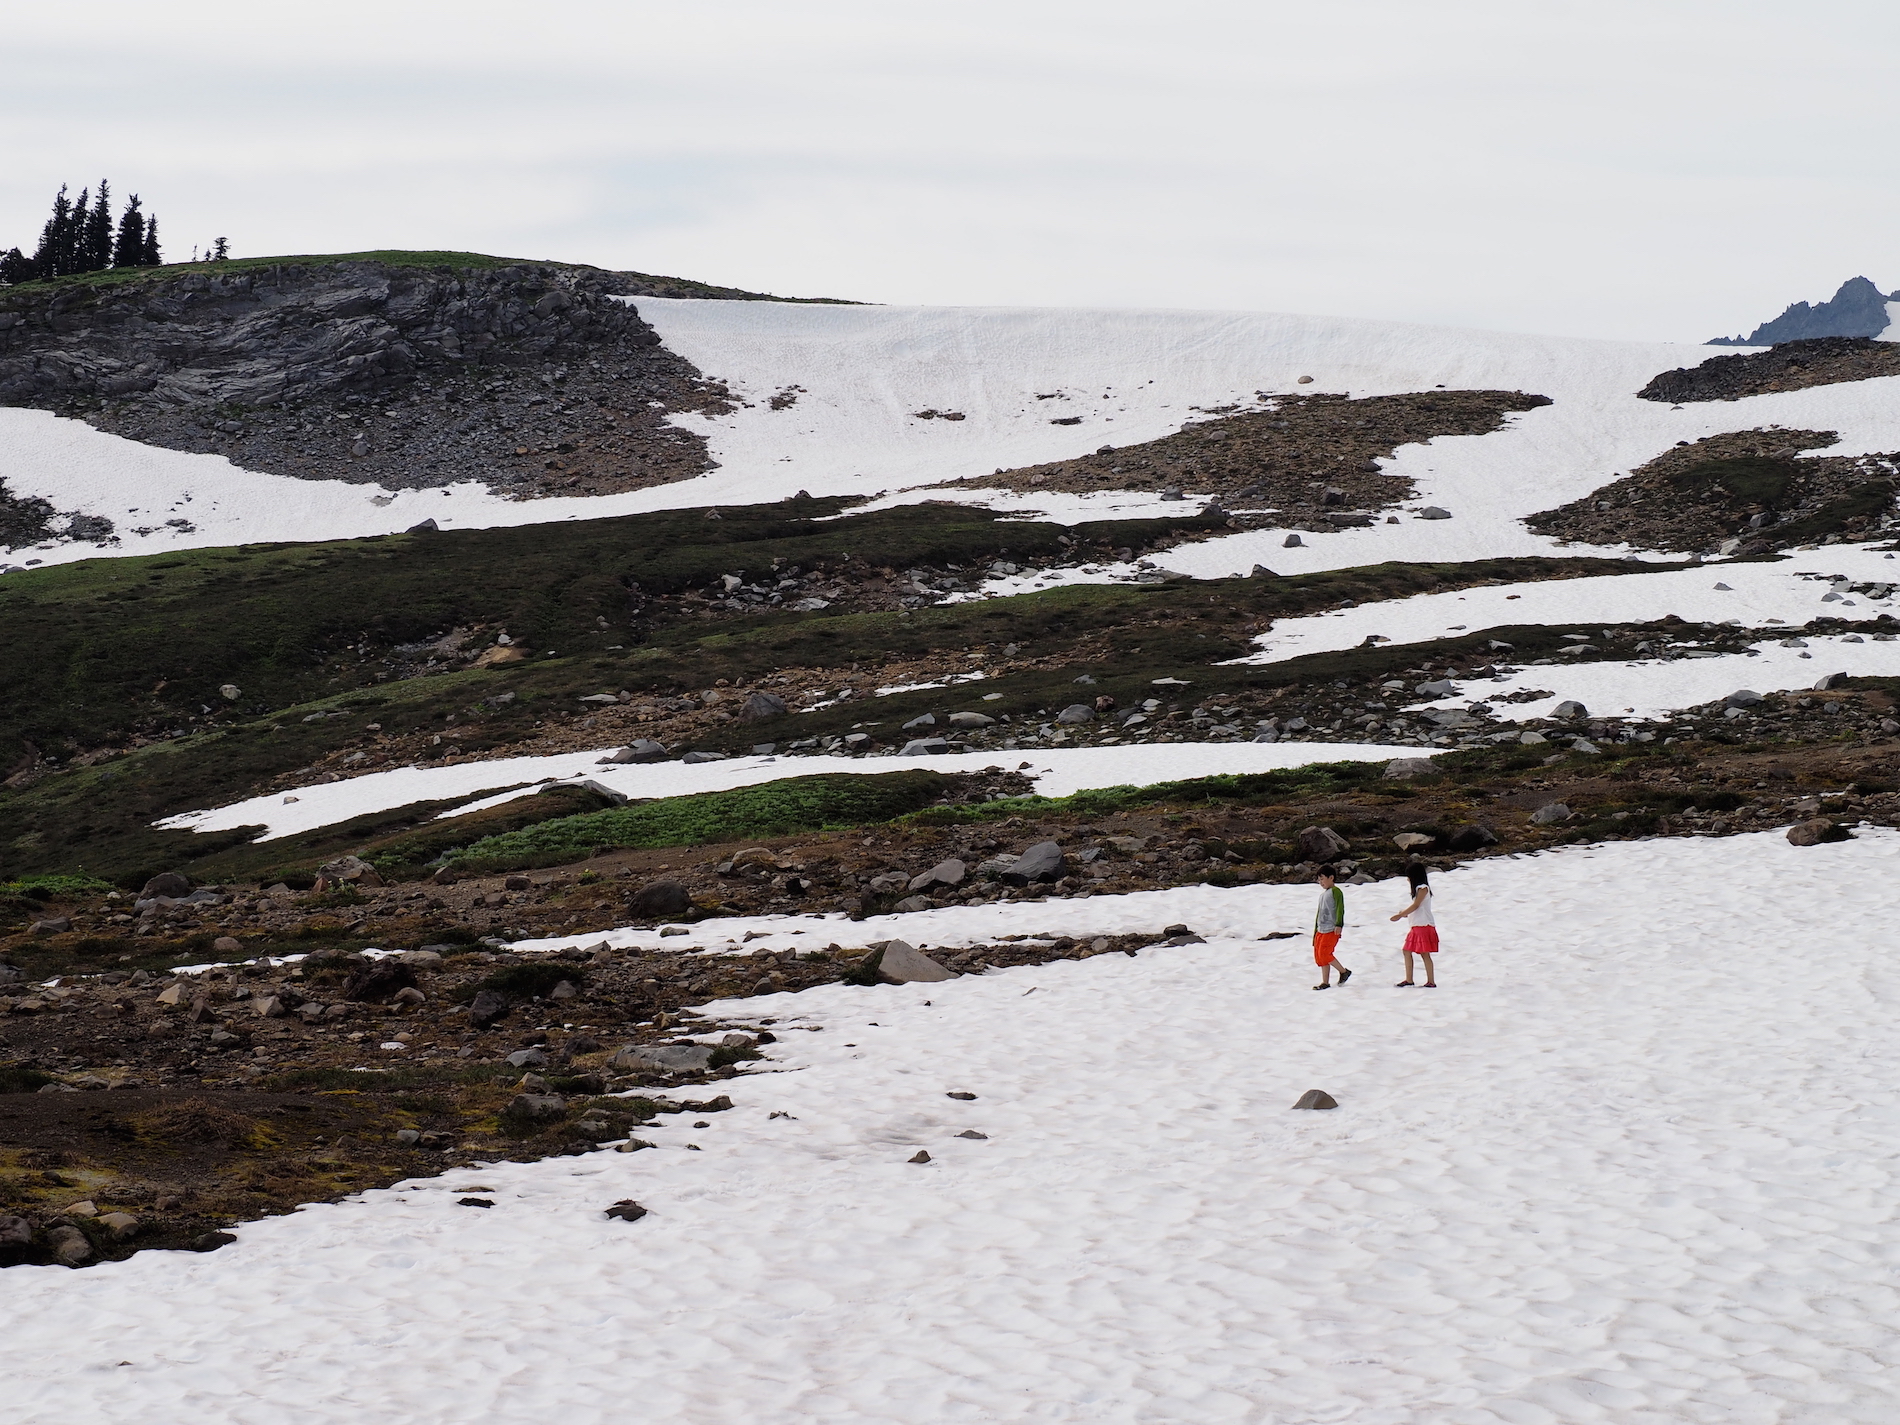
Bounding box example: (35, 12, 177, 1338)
(908, 1151, 932, 1164)
(599, 740, 669, 764)
(1417, 507, 1452, 520)
(956, 1130, 989, 1140)
(1282, 533, 1304, 548)
(1786, 818, 1850, 847)
(1292, 1090, 1338, 1110)
(1813, 672, 1850, 690)
(604, 1200, 648, 1222)
(871, 940, 957, 984)
(900, 737, 952, 756)
(680, 751, 726, 765)
(45, 1225, 92, 1267)
(1551, 700, 1587, 719)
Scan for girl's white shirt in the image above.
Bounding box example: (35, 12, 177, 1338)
(1408, 886, 1435, 927)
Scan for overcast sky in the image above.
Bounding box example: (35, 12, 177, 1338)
(4, 1, 1896, 341)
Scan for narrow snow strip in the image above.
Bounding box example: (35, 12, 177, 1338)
(1411, 632, 1900, 723)
(158, 739, 1422, 843)
(1237, 542, 1900, 666)
(9, 828, 1899, 1424)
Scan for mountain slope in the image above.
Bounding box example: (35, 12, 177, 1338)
(1708, 275, 1898, 346)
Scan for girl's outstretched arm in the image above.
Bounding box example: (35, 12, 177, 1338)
(1390, 888, 1426, 923)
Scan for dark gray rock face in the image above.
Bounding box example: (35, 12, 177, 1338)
(1002, 841, 1065, 885)
(1709, 277, 1895, 346)
(0, 259, 743, 508)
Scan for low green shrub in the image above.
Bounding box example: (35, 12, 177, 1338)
(448, 770, 948, 870)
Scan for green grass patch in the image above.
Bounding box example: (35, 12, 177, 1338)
(905, 763, 1389, 828)
(2, 873, 114, 899)
(449, 770, 949, 871)
(476, 962, 584, 999)
(0, 1066, 58, 1093)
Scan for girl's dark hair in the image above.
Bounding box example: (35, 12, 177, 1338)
(1406, 861, 1430, 891)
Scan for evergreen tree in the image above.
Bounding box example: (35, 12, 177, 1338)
(212, 236, 229, 261)
(82, 178, 114, 271)
(33, 185, 74, 277)
(68, 188, 92, 271)
(113, 193, 146, 267)
(0, 248, 38, 284)
(143, 214, 161, 266)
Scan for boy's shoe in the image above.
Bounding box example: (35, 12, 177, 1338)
(1337, 969, 1353, 985)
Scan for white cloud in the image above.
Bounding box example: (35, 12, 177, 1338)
(4, 1, 1900, 339)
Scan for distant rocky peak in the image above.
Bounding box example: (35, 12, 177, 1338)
(1709, 275, 1898, 346)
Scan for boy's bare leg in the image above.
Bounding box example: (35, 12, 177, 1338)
(1419, 953, 1436, 987)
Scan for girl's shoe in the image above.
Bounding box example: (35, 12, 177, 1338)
(1312, 983, 1331, 991)
(1422, 983, 1437, 988)
(1394, 980, 1414, 987)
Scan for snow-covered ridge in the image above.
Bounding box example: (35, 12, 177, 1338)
(17, 296, 1900, 571)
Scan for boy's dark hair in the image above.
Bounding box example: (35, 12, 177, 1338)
(1317, 864, 1337, 879)
(1406, 861, 1430, 890)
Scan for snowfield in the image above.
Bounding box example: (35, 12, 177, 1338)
(157, 738, 1422, 843)
(11, 295, 1900, 574)
(9, 828, 1900, 1423)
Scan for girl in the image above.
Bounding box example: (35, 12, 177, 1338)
(1389, 862, 1438, 987)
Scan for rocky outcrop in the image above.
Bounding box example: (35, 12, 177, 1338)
(1708, 276, 1896, 346)
(1640, 337, 1900, 405)
(0, 257, 766, 501)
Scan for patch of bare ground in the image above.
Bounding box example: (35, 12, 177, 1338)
(1525, 427, 1900, 554)
(958, 390, 1552, 527)
(1639, 337, 1900, 404)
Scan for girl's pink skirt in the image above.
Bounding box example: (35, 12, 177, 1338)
(1402, 926, 1440, 955)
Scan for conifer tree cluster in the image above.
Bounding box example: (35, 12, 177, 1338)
(0, 181, 165, 284)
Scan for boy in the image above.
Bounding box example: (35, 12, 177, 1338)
(1312, 865, 1352, 989)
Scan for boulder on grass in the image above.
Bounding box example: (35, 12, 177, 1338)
(1297, 826, 1349, 861)
(141, 872, 192, 898)
(737, 692, 789, 721)
(341, 962, 418, 1003)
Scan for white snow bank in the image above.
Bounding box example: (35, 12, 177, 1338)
(1412, 632, 1900, 724)
(22, 296, 1900, 573)
(10, 828, 1900, 1423)
(158, 738, 1421, 843)
(1238, 543, 1900, 665)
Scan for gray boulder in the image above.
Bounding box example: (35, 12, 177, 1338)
(141, 872, 192, 898)
(680, 751, 726, 765)
(1383, 757, 1437, 779)
(909, 859, 967, 892)
(1446, 824, 1498, 852)
(859, 940, 956, 984)
(902, 713, 937, 730)
(629, 879, 693, 919)
(611, 1043, 713, 1071)
(1054, 704, 1095, 724)
(1415, 679, 1458, 697)
(947, 711, 995, 728)
(737, 692, 789, 721)
(46, 1225, 92, 1266)
(900, 737, 951, 756)
(1814, 672, 1850, 691)
(1292, 1089, 1338, 1110)
(1530, 802, 1572, 825)
(505, 1047, 549, 1069)
(1417, 506, 1452, 520)
(503, 1093, 567, 1121)
(0, 1215, 32, 1266)
(1282, 533, 1304, 547)
(1787, 818, 1850, 847)
(890, 895, 933, 914)
(1003, 841, 1065, 885)
(1725, 689, 1763, 707)
(1297, 826, 1350, 860)
(1551, 700, 1587, 718)
(599, 740, 668, 764)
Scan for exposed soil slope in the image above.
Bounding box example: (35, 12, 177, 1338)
(960, 390, 1552, 522)
(1639, 337, 1900, 403)
(1525, 428, 1900, 554)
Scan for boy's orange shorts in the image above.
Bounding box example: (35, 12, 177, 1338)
(1312, 931, 1340, 966)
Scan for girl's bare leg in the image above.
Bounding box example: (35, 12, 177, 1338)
(1398, 949, 1414, 985)
(1419, 952, 1436, 987)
